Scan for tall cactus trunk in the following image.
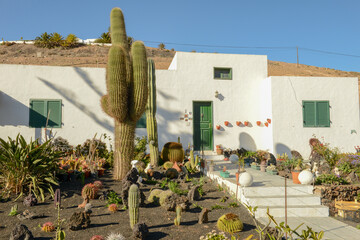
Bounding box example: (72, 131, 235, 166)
(114, 120, 135, 180)
(146, 59, 159, 166)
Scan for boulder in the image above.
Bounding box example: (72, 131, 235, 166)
(69, 211, 91, 231)
(187, 186, 201, 201)
(132, 222, 149, 240)
(198, 208, 210, 224)
(162, 194, 190, 211)
(23, 193, 37, 207)
(9, 224, 34, 240)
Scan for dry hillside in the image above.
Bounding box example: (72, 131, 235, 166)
(1, 44, 359, 93)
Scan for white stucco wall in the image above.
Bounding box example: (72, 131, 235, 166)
(0, 64, 114, 145)
(155, 52, 272, 152)
(270, 76, 360, 158)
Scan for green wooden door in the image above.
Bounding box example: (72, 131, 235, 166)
(193, 102, 213, 151)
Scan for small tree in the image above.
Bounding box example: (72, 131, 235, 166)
(158, 43, 165, 50)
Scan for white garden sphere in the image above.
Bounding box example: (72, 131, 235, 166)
(298, 170, 314, 185)
(229, 154, 239, 164)
(239, 172, 253, 187)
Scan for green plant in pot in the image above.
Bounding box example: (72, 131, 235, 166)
(291, 159, 303, 184)
(251, 161, 260, 170)
(256, 150, 269, 172)
(266, 164, 278, 175)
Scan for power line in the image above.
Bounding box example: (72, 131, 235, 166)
(300, 47, 360, 58)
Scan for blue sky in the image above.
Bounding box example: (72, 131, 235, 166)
(1, 1, 359, 72)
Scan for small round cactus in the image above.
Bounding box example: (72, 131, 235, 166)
(217, 213, 243, 234)
(161, 142, 184, 163)
(82, 183, 98, 200)
(41, 222, 55, 232)
(91, 236, 105, 240)
(108, 203, 118, 213)
(163, 161, 173, 170)
(94, 180, 104, 190)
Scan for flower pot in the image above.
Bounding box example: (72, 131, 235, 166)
(267, 170, 278, 175)
(244, 121, 249, 126)
(267, 118, 271, 124)
(291, 171, 301, 184)
(216, 125, 221, 130)
(220, 171, 230, 178)
(236, 121, 241, 126)
(251, 165, 260, 170)
(84, 170, 91, 178)
(216, 148, 223, 155)
(235, 172, 240, 185)
(260, 164, 266, 172)
(264, 122, 269, 127)
(97, 169, 105, 177)
(224, 121, 229, 126)
(256, 121, 261, 126)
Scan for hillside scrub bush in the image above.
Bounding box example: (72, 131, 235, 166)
(0, 134, 61, 201)
(35, 32, 79, 49)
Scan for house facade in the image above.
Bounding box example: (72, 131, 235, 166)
(0, 52, 358, 158)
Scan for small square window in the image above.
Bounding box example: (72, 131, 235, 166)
(29, 99, 62, 128)
(303, 100, 330, 127)
(214, 68, 232, 80)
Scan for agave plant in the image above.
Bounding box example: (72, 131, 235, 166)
(0, 134, 61, 201)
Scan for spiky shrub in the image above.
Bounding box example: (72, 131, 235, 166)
(41, 222, 55, 232)
(217, 213, 243, 234)
(161, 142, 184, 163)
(128, 184, 139, 229)
(100, 7, 148, 180)
(146, 59, 160, 167)
(108, 203, 118, 213)
(105, 233, 126, 240)
(91, 236, 105, 240)
(174, 205, 182, 226)
(81, 183, 98, 200)
(0, 134, 61, 202)
(51, 136, 73, 156)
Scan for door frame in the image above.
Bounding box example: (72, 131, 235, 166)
(192, 101, 213, 151)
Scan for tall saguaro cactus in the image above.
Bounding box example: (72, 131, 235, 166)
(101, 8, 148, 180)
(146, 59, 159, 166)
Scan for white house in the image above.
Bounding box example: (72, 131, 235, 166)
(0, 52, 358, 158)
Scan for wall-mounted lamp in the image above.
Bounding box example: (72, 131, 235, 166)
(215, 90, 219, 98)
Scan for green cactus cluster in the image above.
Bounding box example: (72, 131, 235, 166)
(101, 7, 148, 180)
(190, 150, 195, 168)
(81, 183, 98, 200)
(128, 184, 139, 229)
(217, 213, 243, 234)
(161, 142, 184, 163)
(174, 205, 182, 226)
(146, 59, 159, 167)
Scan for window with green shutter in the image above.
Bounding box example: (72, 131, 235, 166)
(29, 99, 62, 128)
(136, 113, 146, 128)
(214, 67, 232, 80)
(303, 101, 330, 127)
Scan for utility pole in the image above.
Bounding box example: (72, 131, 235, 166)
(297, 46, 299, 67)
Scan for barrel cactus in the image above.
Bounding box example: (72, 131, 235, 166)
(146, 59, 159, 167)
(82, 183, 98, 200)
(217, 213, 243, 234)
(100, 7, 148, 180)
(128, 184, 140, 229)
(161, 142, 184, 163)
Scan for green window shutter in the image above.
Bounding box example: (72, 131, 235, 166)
(136, 113, 146, 128)
(303, 101, 316, 127)
(316, 101, 330, 127)
(29, 100, 46, 128)
(47, 100, 62, 128)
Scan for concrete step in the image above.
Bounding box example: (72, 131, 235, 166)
(255, 205, 329, 218)
(246, 194, 321, 207)
(243, 185, 314, 197)
(203, 154, 224, 161)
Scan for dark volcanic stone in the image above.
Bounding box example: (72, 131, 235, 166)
(132, 222, 149, 240)
(9, 223, 34, 240)
(69, 212, 91, 231)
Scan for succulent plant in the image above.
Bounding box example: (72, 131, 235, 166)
(41, 222, 55, 232)
(100, 7, 148, 180)
(81, 183, 98, 200)
(105, 233, 126, 240)
(217, 213, 243, 234)
(146, 59, 159, 167)
(91, 236, 105, 240)
(161, 142, 184, 163)
(163, 161, 173, 170)
(108, 203, 118, 213)
(128, 184, 139, 229)
(94, 180, 104, 190)
(174, 205, 182, 226)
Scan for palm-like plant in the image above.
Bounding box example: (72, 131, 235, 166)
(0, 134, 61, 201)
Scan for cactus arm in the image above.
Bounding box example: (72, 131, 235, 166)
(130, 41, 148, 121)
(110, 8, 128, 49)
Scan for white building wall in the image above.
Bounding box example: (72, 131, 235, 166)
(0, 64, 114, 145)
(270, 76, 360, 158)
(155, 52, 272, 152)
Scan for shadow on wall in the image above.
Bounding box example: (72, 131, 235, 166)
(37, 76, 114, 132)
(239, 132, 257, 151)
(275, 143, 291, 157)
(0, 92, 29, 126)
